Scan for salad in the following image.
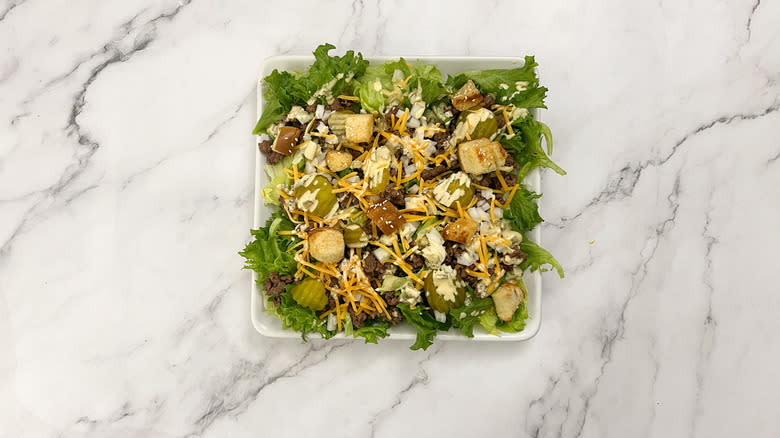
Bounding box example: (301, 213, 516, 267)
(241, 44, 564, 350)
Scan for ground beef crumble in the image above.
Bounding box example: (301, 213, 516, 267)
(384, 106, 399, 124)
(386, 308, 403, 325)
(263, 272, 294, 306)
(383, 291, 400, 306)
(504, 172, 517, 187)
(420, 164, 447, 181)
(458, 266, 481, 289)
(443, 242, 465, 266)
(407, 253, 424, 270)
(382, 185, 405, 207)
(500, 248, 527, 272)
(258, 140, 286, 165)
(326, 97, 353, 111)
(363, 252, 393, 287)
(347, 306, 368, 328)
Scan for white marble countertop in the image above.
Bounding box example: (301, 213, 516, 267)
(2, 0, 779, 436)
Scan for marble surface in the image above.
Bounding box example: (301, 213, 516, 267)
(1, 0, 779, 436)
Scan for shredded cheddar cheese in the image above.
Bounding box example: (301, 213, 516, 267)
(502, 109, 513, 135)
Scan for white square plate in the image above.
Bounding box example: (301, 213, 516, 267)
(251, 55, 542, 343)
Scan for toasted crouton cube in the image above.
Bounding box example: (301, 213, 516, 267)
(272, 126, 301, 156)
(441, 217, 478, 244)
(344, 114, 374, 143)
(451, 80, 483, 111)
(491, 283, 524, 322)
(308, 227, 345, 264)
(325, 150, 353, 172)
(457, 138, 508, 175)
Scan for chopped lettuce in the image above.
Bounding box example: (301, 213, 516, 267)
(261, 156, 293, 206)
(450, 287, 530, 335)
(500, 116, 565, 181)
(355, 64, 392, 113)
(449, 294, 495, 337)
(479, 309, 500, 335)
(306, 43, 368, 99)
(355, 59, 447, 112)
(519, 238, 564, 278)
(398, 303, 449, 350)
(253, 43, 369, 135)
(239, 210, 298, 284)
(445, 56, 547, 109)
(253, 97, 286, 136)
(344, 314, 391, 344)
(496, 301, 529, 332)
(409, 63, 447, 104)
(354, 322, 392, 344)
(377, 275, 409, 292)
(476, 302, 528, 334)
(502, 185, 543, 234)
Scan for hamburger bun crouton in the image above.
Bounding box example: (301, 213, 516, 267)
(308, 227, 345, 264)
(457, 138, 508, 175)
(325, 150, 353, 172)
(344, 114, 374, 143)
(441, 217, 478, 244)
(451, 80, 483, 111)
(491, 283, 524, 322)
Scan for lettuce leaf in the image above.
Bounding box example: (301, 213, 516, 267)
(519, 238, 564, 278)
(502, 185, 543, 233)
(398, 303, 449, 350)
(449, 294, 495, 337)
(376, 275, 409, 292)
(239, 210, 298, 284)
(410, 63, 447, 104)
(445, 56, 547, 109)
(355, 59, 447, 112)
(496, 301, 529, 332)
(253, 43, 369, 135)
(266, 291, 335, 341)
(343, 314, 391, 344)
(306, 44, 368, 98)
(355, 64, 392, 113)
(479, 309, 500, 335)
(253, 96, 287, 135)
(355, 80, 385, 113)
(450, 287, 530, 336)
(261, 156, 293, 206)
(354, 322, 391, 344)
(500, 116, 565, 181)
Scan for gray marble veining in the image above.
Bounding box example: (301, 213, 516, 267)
(1, 0, 779, 437)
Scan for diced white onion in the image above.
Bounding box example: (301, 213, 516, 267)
(424, 141, 436, 156)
